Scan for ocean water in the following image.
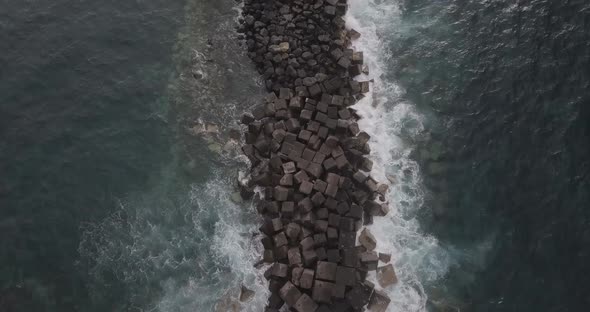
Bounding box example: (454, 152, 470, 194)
(1, 0, 186, 310)
(386, 0, 590, 311)
(1, 0, 588, 311)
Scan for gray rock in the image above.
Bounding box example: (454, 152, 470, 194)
(280, 281, 302, 307)
(359, 228, 377, 251)
(368, 289, 391, 312)
(294, 293, 318, 312)
(376, 264, 398, 288)
(239, 285, 255, 302)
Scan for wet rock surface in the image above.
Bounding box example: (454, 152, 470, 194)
(237, 0, 395, 310)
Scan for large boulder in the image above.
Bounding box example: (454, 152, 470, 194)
(358, 228, 377, 251)
(376, 264, 398, 288)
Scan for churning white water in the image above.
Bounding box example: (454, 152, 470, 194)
(79, 0, 453, 311)
(346, 0, 452, 310)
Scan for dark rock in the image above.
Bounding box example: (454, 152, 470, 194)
(323, 158, 337, 171)
(286, 222, 302, 240)
(358, 228, 376, 251)
(301, 236, 315, 250)
(316, 207, 330, 220)
(270, 218, 283, 232)
(378, 253, 391, 263)
(345, 203, 362, 220)
(316, 247, 327, 261)
(298, 196, 313, 213)
(280, 174, 294, 186)
(274, 186, 289, 201)
(306, 162, 324, 178)
(359, 81, 370, 93)
(338, 231, 356, 249)
(240, 284, 256, 302)
(303, 249, 319, 266)
(339, 217, 355, 232)
(303, 77, 317, 86)
(335, 266, 356, 286)
(334, 155, 349, 169)
(275, 245, 289, 261)
(274, 232, 288, 247)
(299, 180, 314, 194)
(341, 248, 359, 268)
(294, 294, 318, 312)
(292, 267, 304, 286)
(288, 247, 303, 266)
(360, 251, 379, 270)
(327, 249, 341, 263)
(346, 283, 372, 309)
(316, 261, 337, 281)
(299, 269, 315, 289)
(308, 84, 322, 97)
(280, 281, 302, 307)
(313, 280, 335, 304)
(241, 113, 256, 125)
(283, 162, 297, 174)
(348, 28, 361, 39)
(314, 232, 328, 246)
(368, 289, 391, 312)
(286, 118, 302, 132)
(294, 170, 310, 184)
(311, 192, 326, 207)
(272, 262, 289, 278)
(282, 201, 296, 217)
(264, 249, 274, 263)
(268, 293, 284, 309)
(328, 213, 341, 227)
(325, 183, 338, 198)
(337, 57, 350, 68)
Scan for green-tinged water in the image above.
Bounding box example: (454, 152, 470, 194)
(2, 0, 267, 310)
(389, 0, 590, 310)
(2, 0, 589, 311)
(0, 0, 186, 310)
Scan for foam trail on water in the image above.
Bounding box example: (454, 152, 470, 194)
(346, 1, 451, 311)
(155, 170, 270, 312)
(78, 164, 270, 312)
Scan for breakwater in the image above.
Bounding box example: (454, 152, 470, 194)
(237, 0, 397, 310)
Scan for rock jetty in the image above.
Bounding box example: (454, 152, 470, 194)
(237, 0, 395, 310)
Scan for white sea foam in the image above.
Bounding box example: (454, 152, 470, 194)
(79, 0, 454, 310)
(346, 0, 451, 311)
(79, 165, 270, 312)
(155, 171, 270, 312)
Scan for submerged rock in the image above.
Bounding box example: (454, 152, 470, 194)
(208, 142, 223, 154)
(239, 285, 255, 302)
(230, 192, 243, 204)
(214, 291, 240, 312)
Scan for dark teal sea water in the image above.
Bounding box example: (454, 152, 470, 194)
(2, 0, 267, 311)
(1, 0, 185, 310)
(1, 0, 589, 311)
(390, 0, 590, 310)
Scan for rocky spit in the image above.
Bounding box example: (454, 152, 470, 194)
(237, 0, 396, 311)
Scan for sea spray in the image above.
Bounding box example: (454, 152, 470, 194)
(236, 0, 404, 309)
(346, 0, 452, 310)
(79, 163, 271, 311)
(77, 0, 271, 309)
